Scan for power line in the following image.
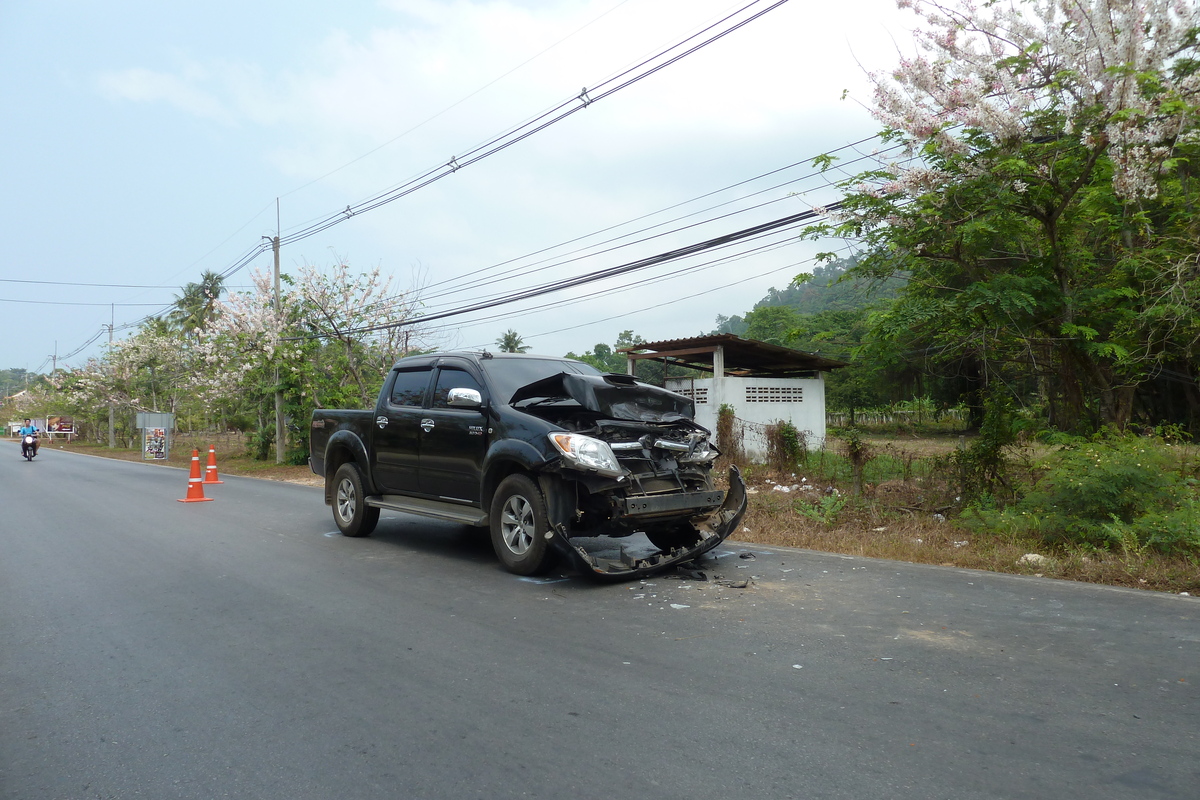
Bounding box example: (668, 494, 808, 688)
(269, 0, 791, 253)
(0, 278, 181, 289)
(43, 1, 799, 363)
(470, 254, 820, 348)
(453, 237, 804, 342)
(334, 137, 901, 323)
(286, 202, 837, 341)
(0, 298, 166, 307)
(278, 0, 638, 201)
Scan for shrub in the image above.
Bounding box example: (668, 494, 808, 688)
(1101, 491, 1200, 555)
(1002, 432, 1197, 554)
(944, 390, 1017, 501)
(716, 404, 744, 465)
(766, 420, 807, 471)
(834, 426, 874, 496)
(794, 492, 846, 525)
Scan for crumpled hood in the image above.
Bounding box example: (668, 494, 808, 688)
(510, 372, 694, 423)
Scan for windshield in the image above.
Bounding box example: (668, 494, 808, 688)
(480, 357, 602, 404)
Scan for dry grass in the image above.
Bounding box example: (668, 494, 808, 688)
(735, 466, 1200, 595)
(37, 434, 1199, 594)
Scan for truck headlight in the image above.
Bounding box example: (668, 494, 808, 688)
(548, 433, 624, 475)
(679, 440, 718, 464)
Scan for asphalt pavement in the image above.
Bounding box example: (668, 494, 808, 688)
(2, 444, 1197, 799)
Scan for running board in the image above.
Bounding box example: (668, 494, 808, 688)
(366, 495, 488, 527)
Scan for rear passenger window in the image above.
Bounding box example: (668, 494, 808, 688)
(431, 368, 484, 409)
(389, 369, 432, 407)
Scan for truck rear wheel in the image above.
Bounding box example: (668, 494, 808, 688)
(490, 474, 553, 575)
(332, 462, 380, 537)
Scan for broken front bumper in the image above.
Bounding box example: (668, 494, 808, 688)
(550, 465, 748, 580)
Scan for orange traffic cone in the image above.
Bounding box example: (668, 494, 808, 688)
(202, 445, 224, 485)
(178, 449, 215, 503)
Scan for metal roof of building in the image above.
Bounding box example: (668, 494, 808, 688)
(618, 334, 848, 377)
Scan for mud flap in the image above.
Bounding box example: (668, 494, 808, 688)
(566, 465, 749, 581)
(537, 473, 580, 564)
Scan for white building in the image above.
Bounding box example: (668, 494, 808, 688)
(621, 334, 847, 460)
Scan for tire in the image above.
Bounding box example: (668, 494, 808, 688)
(332, 462, 380, 537)
(644, 523, 702, 552)
(489, 474, 554, 575)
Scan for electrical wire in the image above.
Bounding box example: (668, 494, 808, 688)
(0, 298, 166, 307)
(330, 138, 904, 322)
(268, 0, 791, 253)
(285, 202, 837, 341)
(41, 0, 806, 362)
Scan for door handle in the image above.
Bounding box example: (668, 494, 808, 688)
(420, 418, 435, 432)
(376, 416, 389, 429)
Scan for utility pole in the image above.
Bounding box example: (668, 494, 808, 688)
(107, 304, 115, 448)
(273, 198, 285, 465)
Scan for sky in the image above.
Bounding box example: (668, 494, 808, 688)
(0, 0, 918, 374)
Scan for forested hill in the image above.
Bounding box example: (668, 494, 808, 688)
(711, 255, 901, 342)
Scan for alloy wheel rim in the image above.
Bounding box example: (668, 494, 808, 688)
(500, 495, 534, 555)
(336, 478, 356, 522)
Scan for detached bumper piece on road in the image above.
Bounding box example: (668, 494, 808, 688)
(558, 466, 748, 580)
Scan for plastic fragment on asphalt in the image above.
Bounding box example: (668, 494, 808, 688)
(669, 604, 690, 609)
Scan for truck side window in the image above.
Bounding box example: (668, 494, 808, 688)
(431, 368, 484, 409)
(389, 368, 432, 407)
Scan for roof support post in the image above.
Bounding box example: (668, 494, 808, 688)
(711, 344, 726, 413)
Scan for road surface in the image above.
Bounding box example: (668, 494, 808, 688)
(2, 445, 1197, 799)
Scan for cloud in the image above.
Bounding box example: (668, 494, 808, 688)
(83, 0, 916, 355)
(96, 65, 236, 125)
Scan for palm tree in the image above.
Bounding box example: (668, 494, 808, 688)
(496, 329, 530, 353)
(169, 270, 225, 338)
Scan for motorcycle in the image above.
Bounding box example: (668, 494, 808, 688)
(21, 433, 38, 461)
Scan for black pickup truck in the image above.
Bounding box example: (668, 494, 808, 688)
(309, 351, 746, 579)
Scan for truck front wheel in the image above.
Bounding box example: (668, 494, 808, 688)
(490, 474, 553, 575)
(332, 462, 380, 537)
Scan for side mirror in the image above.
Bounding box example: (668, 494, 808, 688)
(447, 387, 483, 408)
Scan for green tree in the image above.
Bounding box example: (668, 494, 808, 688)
(806, 0, 1200, 433)
(496, 329, 530, 353)
(168, 270, 225, 339)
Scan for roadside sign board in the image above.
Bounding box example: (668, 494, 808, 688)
(143, 428, 168, 460)
(136, 413, 175, 461)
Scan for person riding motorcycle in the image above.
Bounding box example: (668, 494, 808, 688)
(18, 419, 39, 458)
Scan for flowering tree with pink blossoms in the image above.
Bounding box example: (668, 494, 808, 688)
(44, 262, 432, 454)
(809, 0, 1200, 431)
(197, 261, 431, 460)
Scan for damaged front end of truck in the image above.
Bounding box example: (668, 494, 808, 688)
(511, 372, 748, 579)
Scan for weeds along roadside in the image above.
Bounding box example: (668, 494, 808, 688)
(730, 420, 1200, 595)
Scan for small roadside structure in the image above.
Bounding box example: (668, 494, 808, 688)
(619, 334, 848, 458)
